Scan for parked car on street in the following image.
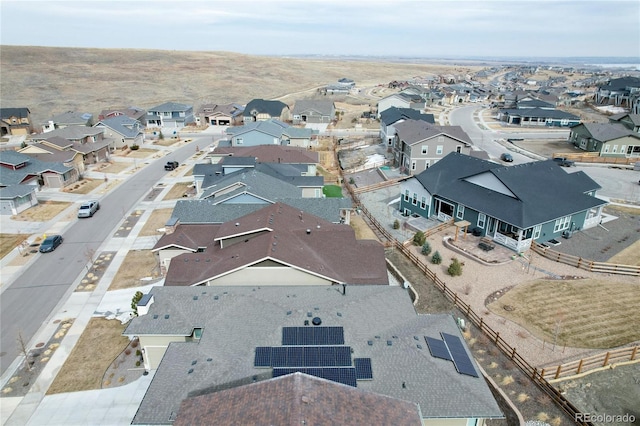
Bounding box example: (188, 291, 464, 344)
(165, 161, 179, 171)
(553, 157, 575, 167)
(500, 153, 513, 162)
(78, 200, 100, 218)
(39, 235, 63, 253)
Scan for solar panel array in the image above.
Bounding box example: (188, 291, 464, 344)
(255, 346, 352, 368)
(353, 358, 373, 380)
(441, 332, 478, 377)
(273, 367, 357, 387)
(282, 326, 344, 346)
(425, 336, 452, 361)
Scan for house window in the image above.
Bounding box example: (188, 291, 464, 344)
(193, 328, 203, 339)
(424, 162, 430, 170)
(236, 138, 243, 145)
(411, 161, 416, 171)
(456, 205, 465, 220)
(404, 190, 409, 202)
(163, 112, 171, 117)
(421, 145, 428, 155)
(553, 215, 571, 233)
(436, 145, 443, 155)
(533, 225, 541, 239)
(561, 119, 569, 126)
(477, 213, 486, 228)
(456, 146, 462, 153)
(420, 196, 426, 209)
(612, 145, 618, 153)
(621, 145, 626, 154)
(412, 192, 418, 205)
(603, 145, 609, 153)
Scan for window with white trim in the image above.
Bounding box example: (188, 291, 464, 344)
(420, 196, 426, 209)
(612, 145, 618, 153)
(436, 145, 443, 155)
(533, 225, 542, 239)
(456, 205, 465, 219)
(421, 145, 428, 155)
(236, 138, 243, 145)
(412, 192, 418, 205)
(604, 145, 609, 153)
(404, 189, 409, 202)
(553, 215, 571, 232)
(411, 161, 416, 170)
(477, 213, 486, 228)
(621, 145, 626, 154)
(456, 146, 462, 153)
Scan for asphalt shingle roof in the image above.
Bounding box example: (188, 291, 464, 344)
(212, 145, 319, 163)
(579, 122, 640, 142)
(292, 100, 335, 116)
(243, 99, 288, 118)
(395, 120, 472, 145)
(414, 152, 607, 229)
(0, 151, 72, 186)
(95, 115, 143, 138)
(125, 285, 502, 424)
(148, 102, 192, 113)
(499, 107, 579, 120)
(379, 107, 435, 126)
(0, 184, 35, 199)
(30, 126, 104, 141)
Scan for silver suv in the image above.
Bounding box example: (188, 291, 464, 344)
(78, 200, 100, 218)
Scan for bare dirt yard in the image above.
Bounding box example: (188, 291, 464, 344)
(109, 250, 159, 291)
(0, 234, 30, 259)
(62, 178, 103, 195)
(138, 208, 173, 237)
(10, 201, 71, 221)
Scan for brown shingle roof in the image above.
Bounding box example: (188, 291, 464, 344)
(152, 224, 221, 251)
(173, 372, 422, 426)
(164, 202, 388, 286)
(213, 145, 319, 164)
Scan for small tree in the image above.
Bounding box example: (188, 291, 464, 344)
(431, 251, 442, 264)
(131, 291, 144, 316)
(158, 130, 164, 140)
(392, 219, 400, 229)
(421, 241, 432, 256)
(448, 258, 463, 276)
(412, 231, 426, 246)
(17, 331, 32, 372)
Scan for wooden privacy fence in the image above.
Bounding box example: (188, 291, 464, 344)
(542, 346, 639, 382)
(532, 242, 640, 276)
(552, 152, 637, 166)
(352, 177, 404, 194)
(341, 177, 593, 424)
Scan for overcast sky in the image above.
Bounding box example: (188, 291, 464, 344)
(1, 1, 638, 59)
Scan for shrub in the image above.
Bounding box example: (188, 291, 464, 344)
(135, 350, 141, 357)
(412, 231, 426, 246)
(158, 130, 164, 140)
(393, 219, 400, 229)
(448, 258, 463, 276)
(130, 144, 140, 151)
(421, 241, 432, 256)
(124, 349, 131, 356)
(348, 177, 355, 185)
(431, 251, 442, 264)
(135, 361, 141, 367)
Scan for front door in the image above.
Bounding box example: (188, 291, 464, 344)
(487, 217, 496, 236)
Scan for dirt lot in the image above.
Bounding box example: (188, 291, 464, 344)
(10, 201, 71, 221)
(109, 250, 159, 290)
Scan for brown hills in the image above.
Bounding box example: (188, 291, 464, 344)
(0, 45, 479, 125)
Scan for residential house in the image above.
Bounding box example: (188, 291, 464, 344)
(497, 103, 580, 127)
(0, 150, 78, 189)
(98, 107, 147, 126)
(609, 113, 640, 133)
(292, 100, 335, 124)
(152, 202, 388, 286)
(400, 153, 608, 252)
(377, 93, 426, 117)
(568, 122, 640, 158)
(19, 136, 86, 174)
(226, 119, 316, 148)
(0, 185, 38, 215)
(146, 102, 195, 128)
(0, 108, 34, 136)
(94, 115, 144, 149)
(123, 285, 503, 425)
(594, 76, 640, 109)
(243, 99, 290, 123)
(209, 145, 319, 176)
(196, 103, 244, 126)
(392, 120, 472, 174)
(379, 107, 435, 146)
(28, 127, 113, 166)
(173, 372, 423, 426)
(42, 111, 93, 133)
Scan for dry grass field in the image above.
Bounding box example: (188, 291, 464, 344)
(0, 234, 30, 259)
(98, 161, 130, 174)
(47, 318, 128, 395)
(62, 178, 103, 194)
(138, 208, 173, 237)
(109, 250, 158, 290)
(350, 216, 379, 241)
(488, 279, 640, 349)
(162, 182, 194, 200)
(10, 201, 71, 221)
(0, 46, 481, 126)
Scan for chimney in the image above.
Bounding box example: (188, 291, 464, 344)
(165, 217, 179, 235)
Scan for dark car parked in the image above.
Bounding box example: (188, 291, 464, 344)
(39, 235, 63, 253)
(500, 153, 513, 162)
(553, 157, 575, 167)
(165, 161, 179, 171)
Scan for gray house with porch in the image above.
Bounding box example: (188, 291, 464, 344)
(400, 153, 607, 252)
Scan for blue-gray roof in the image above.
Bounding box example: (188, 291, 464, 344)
(244, 99, 288, 118)
(499, 107, 579, 120)
(0, 184, 35, 199)
(200, 169, 302, 201)
(30, 126, 104, 141)
(227, 120, 288, 138)
(95, 115, 143, 138)
(148, 102, 192, 113)
(0, 151, 73, 186)
(48, 111, 93, 125)
(414, 153, 607, 229)
(0, 108, 30, 119)
(124, 286, 502, 424)
(379, 107, 435, 126)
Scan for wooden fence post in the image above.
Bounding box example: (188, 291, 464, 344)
(554, 365, 562, 379)
(576, 359, 584, 375)
(494, 332, 500, 344)
(603, 351, 611, 367)
(479, 317, 484, 331)
(631, 346, 638, 361)
(510, 347, 516, 360)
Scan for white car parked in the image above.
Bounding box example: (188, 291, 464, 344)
(78, 200, 100, 218)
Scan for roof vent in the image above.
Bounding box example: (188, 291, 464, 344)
(235, 222, 240, 226)
(165, 314, 170, 319)
(304, 320, 309, 326)
(306, 229, 311, 235)
(312, 317, 322, 326)
(188, 368, 194, 374)
(193, 296, 198, 300)
(367, 340, 373, 346)
(387, 340, 392, 346)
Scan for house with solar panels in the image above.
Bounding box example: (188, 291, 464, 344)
(400, 152, 608, 252)
(124, 285, 503, 425)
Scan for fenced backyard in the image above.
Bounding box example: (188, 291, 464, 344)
(543, 346, 639, 382)
(532, 242, 640, 276)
